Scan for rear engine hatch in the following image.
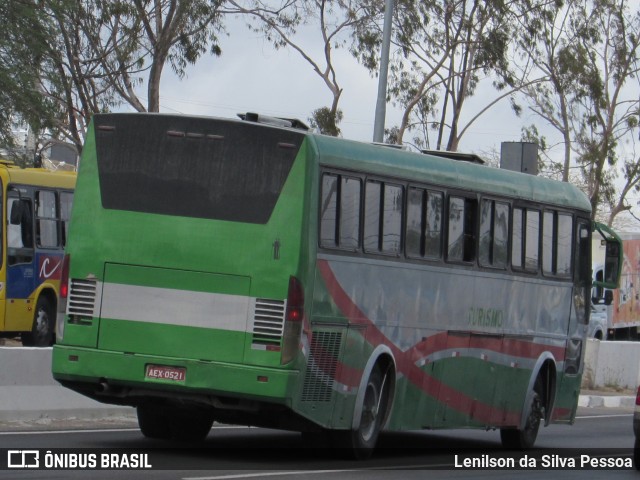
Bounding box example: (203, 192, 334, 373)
(98, 263, 251, 362)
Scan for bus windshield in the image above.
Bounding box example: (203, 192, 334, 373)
(94, 115, 305, 224)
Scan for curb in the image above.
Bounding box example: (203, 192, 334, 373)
(578, 394, 635, 408)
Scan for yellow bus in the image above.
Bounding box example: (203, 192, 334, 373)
(0, 161, 75, 346)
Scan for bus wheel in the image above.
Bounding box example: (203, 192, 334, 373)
(21, 297, 54, 347)
(137, 404, 171, 440)
(500, 378, 543, 449)
(340, 364, 390, 459)
(138, 404, 214, 442)
(168, 408, 214, 442)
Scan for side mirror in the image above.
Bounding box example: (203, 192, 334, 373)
(9, 200, 22, 225)
(593, 222, 623, 290)
(604, 290, 613, 306)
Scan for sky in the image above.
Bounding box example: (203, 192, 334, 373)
(152, 18, 530, 158)
(132, 14, 639, 229)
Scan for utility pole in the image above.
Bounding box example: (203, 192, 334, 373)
(372, 0, 394, 143)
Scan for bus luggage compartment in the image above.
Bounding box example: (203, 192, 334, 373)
(97, 263, 251, 363)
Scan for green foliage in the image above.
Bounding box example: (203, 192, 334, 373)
(354, 0, 518, 149)
(309, 107, 343, 137)
(0, 0, 225, 153)
(0, 1, 56, 148)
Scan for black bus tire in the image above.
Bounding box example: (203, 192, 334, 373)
(21, 296, 54, 347)
(168, 408, 214, 442)
(500, 378, 543, 449)
(137, 404, 171, 440)
(337, 364, 390, 459)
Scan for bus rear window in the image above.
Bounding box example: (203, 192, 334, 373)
(94, 114, 305, 224)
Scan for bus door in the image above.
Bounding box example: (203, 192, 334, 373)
(564, 220, 591, 375)
(5, 190, 36, 331)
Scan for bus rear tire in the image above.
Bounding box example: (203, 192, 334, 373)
(170, 408, 215, 442)
(500, 379, 543, 449)
(336, 364, 390, 459)
(137, 404, 214, 442)
(137, 404, 171, 440)
(21, 296, 54, 347)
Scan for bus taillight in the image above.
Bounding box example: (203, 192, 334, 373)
(285, 276, 304, 323)
(282, 276, 304, 364)
(60, 254, 70, 299)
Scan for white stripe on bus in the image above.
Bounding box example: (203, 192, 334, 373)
(100, 282, 250, 332)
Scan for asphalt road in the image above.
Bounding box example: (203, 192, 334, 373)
(0, 406, 636, 479)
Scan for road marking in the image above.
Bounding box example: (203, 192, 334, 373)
(184, 472, 354, 480)
(183, 465, 452, 480)
(0, 424, 250, 436)
(0, 428, 140, 435)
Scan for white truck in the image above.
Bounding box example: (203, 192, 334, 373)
(592, 232, 640, 340)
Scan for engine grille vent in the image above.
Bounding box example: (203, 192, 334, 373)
(301, 331, 343, 402)
(67, 279, 98, 323)
(251, 298, 285, 349)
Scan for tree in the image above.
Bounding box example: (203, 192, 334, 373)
(513, 0, 605, 183)
(123, 0, 224, 112)
(515, 0, 640, 221)
(574, 0, 640, 221)
(0, 1, 57, 154)
(0, 0, 225, 155)
(309, 106, 344, 135)
(355, 0, 522, 150)
(227, 0, 381, 136)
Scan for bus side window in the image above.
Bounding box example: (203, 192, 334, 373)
(512, 207, 540, 273)
(319, 173, 361, 251)
(479, 200, 509, 269)
(35, 190, 59, 248)
(447, 196, 477, 263)
(320, 174, 338, 248)
(339, 177, 361, 250)
(8, 198, 34, 264)
(60, 192, 73, 247)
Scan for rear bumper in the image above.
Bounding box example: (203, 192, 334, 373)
(52, 345, 298, 408)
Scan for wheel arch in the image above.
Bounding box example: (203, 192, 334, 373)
(351, 345, 396, 431)
(35, 285, 58, 311)
(521, 352, 557, 429)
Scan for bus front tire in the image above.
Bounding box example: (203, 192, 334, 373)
(21, 296, 54, 347)
(500, 380, 543, 449)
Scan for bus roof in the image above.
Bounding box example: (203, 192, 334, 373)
(2, 165, 76, 190)
(308, 133, 591, 213)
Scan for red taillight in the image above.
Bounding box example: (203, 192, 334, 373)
(60, 254, 70, 299)
(281, 276, 304, 365)
(285, 276, 304, 323)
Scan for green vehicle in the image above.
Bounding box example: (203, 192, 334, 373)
(53, 112, 621, 457)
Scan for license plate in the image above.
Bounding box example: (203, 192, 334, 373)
(145, 364, 186, 382)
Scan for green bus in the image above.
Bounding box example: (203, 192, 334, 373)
(52, 112, 621, 457)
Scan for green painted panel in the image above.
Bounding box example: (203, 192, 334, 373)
(52, 345, 296, 401)
(97, 319, 247, 363)
(60, 322, 100, 349)
(104, 263, 250, 295)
